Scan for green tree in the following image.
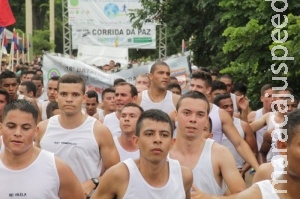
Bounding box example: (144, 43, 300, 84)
(32, 30, 55, 54)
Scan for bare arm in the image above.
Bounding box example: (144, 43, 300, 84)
(220, 109, 259, 170)
(247, 111, 256, 123)
(249, 113, 269, 132)
(56, 158, 85, 199)
(34, 120, 49, 148)
(91, 163, 128, 199)
(241, 121, 258, 155)
(181, 166, 193, 199)
(252, 163, 273, 183)
(93, 113, 99, 120)
(217, 145, 246, 193)
(258, 129, 272, 164)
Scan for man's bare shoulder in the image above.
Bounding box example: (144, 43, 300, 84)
(211, 141, 233, 162)
(136, 92, 143, 105)
(247, 110, 257, 123)
(37, 119, 50, 131)
(253, 162, 273, 183)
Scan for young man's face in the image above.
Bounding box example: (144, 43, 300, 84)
(18, 85, 33, 98)
(210, 89, 226, 102)
(261, 88, 274, 112)
(47, 80, 58, 102)
(134, 119, 174, 163)
(219, 77, 233, 93)
(85, 97, 98, 116)
(114, 85, 136, 112)
(56, 83, 85, 116)
(32, 80, 43, 97)
(135, 76, 150, 88)
(217, 98, 234, 117)
(149, 65, 170, 91)
(120, 106, 142, 134)
(189, 78, 211, 96)
(0, 94, 8, 115)
(1, 78, 18, 100)
(102, 92, 115, 112)
(175, 97, 209, 140)
(1, 110, 37, 156)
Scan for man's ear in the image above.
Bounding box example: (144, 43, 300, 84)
(132, 135, 139, 149)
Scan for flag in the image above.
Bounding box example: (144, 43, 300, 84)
(12, 31, 19, 51)
(0, 0, 16, 27)
(0, 27, 4, 35)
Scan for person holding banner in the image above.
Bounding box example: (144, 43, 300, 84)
(35, 74, 119, 198)
(137, 61, 180, 114)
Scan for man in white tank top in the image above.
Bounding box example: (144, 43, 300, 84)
(195, 109, 300, 199)
(35, 74, 120, 197)
(136, 61, 180, 114)
(114, 103, 143, 161)
(103, 82, 137, 137)
(250, 88, 294, 164)
(39, 76, 60, 121)
(186, 71, 259, 170)
(248, 84, 274, 156)
(0, 99, 84, 199)
(93, 88, 115, 122)
(170, 91, 246, 196)
(213, 94, 258, 177)
(91, 109, 193, 199)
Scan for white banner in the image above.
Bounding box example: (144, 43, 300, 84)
(72, 25, 156, 49)
(68, 0, 144, 26)
(77, 44, 129, 67)
(42, 53, 191, 100)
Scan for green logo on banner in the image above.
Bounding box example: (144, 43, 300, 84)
(48, 68, 61, 80)
(69, 0, 79, 7)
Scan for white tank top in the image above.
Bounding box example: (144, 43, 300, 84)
(17, 94, 24, 99)
(97, 109, 104, 120)
(209, 104, 223, 144)
(221, 117, 245, 169)
(40, 115, 101, 182)
(255, 180, 280, 199)
(103, 112, 121, 137)
(193, 139, 227, 195)
(140, 90, 176, 114)
(230, 93, 239, 113)
(41, 100, 49, 121)
(254, 108, 268, 150)
(113, 137, 139, 161)
(0, 150, 60, 199)
(122, 158, 186, 199)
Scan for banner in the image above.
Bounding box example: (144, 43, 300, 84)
(68, 0, 145, 26)
(72, 24, 156, 49)
(42, 53, 191, 99)
(77, 44, 129, 67)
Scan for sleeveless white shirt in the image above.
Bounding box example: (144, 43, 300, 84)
(103, 112, 121, 137)
(140, 90, 176, 114)
(122, 158, 186, 199)
(41, 100, 49, 121)
(17, 94, 24, 99)
(222, 117, 245, 169)
(255, 180, 280, 199)
(193, 138, 227, 195)
(113, 137, 139, 161)
(40, 115, 101, 182)
(0, 150, 60, 199)
(255, 108, 268, 150)
(209, 104, 223, 143)
(230, 93, 239, 113)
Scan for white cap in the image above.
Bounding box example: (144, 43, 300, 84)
(191, 65, 198, 70)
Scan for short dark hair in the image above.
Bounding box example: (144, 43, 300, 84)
(86, 90, 99, 103)
(49, 76, 60, 81)
(115, 82, 138, 98)
(191, 71, 213, 88)
(58, 74, 85, 94)
(123, 102, 144, 114)
(102, 88, 115, 99)
(220, 74, 234, 83)
(213, 93, 231, 107)
(0, 88, 10, 104)
(46, 101, 59, 119)
(231, 82, 247, 95)
(167, 83, 182, 94)
(113, 78, 126, 87)
(26, 71, 36, 76)
(211, 81, 227, 93)
(208, 117, 212, 133)
(284, 109, 300, 144)
(3, 99, 38, 124)
(0, 70, 17, 84)
(176, 91, 210, 114)
(20, 81, 37, 97)
(150, 61, 169, 74)
(31, 74, 44, 86)
(260, 84, 274, 96)
(135, 109, 174, 137)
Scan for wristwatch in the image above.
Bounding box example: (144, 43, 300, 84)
(91, 178, 99, 189)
